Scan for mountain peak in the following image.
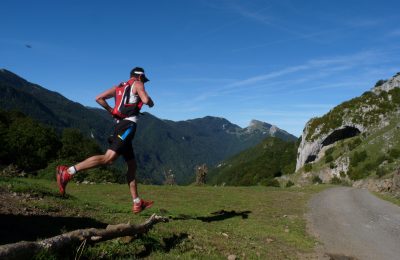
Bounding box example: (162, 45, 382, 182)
(371, 72, 400, 94)
(245, 119, 297, 141)
(247, 120, 273, 133)
(248, 119, 272, 129)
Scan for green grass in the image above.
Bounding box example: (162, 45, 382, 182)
(0, 178, 329, 259)
(373, 192, 400, 207)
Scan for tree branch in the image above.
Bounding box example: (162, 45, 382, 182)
(0, 214, 169, 259)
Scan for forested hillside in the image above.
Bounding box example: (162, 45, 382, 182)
(209, 137, 299, 186)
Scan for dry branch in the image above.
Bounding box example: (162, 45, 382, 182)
(0, 214, 168, 260)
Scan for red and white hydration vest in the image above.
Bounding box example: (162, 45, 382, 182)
(112, 78, 143, 119)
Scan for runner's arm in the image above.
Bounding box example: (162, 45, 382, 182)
(136, 82, 154, 107)
(95, 86, 116, 113)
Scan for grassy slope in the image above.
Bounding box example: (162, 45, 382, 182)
(0, 178, 328, 259)
(374, 192, 400, 207)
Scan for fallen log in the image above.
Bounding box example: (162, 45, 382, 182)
(0, 214, 169, 260)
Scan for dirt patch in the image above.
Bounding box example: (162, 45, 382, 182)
(1, 187, 40, 215)
(0, 186, 62, 216)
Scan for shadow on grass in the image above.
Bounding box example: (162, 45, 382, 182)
(0, 214, 107, 245)
(136, 233, 189, 258)
(171, 209, 252, 222)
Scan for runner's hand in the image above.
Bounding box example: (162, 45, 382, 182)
(147, 98, 154, 108)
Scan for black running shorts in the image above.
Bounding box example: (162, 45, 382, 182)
(108, 120, 137, 161)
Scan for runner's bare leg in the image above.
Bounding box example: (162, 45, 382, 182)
(75, 149, 118, 171)
(126, 159, 138, 199)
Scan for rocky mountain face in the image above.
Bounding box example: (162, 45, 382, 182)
(0, 69, 296, 184)
(295, 72, 400, 187)
(245, 119, 296, 141)
(372, 74, 400, 94)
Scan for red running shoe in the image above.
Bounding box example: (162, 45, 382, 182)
(56, 165, 72, 196)
(132, 199, 154, 214)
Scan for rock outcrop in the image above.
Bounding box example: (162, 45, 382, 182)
(296, 72, 400, 171)
(372, 72, 400, 94)
(245, 119, 297, 141)
(296, 124, 363, 171)
(353, 168, 400, 195)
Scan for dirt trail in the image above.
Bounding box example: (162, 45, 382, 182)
(308, 187, 400, 260)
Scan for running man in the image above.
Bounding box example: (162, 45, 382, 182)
(56, 67, 154, 214)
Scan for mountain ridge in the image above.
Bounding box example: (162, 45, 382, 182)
(0, 69, 296, 184)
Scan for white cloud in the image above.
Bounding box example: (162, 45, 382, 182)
(222, 49, 386, 91)
(387, 29, 400, 37)
(160, 77, 235, 84)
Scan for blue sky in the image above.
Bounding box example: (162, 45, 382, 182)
(1, 0, 400, 136)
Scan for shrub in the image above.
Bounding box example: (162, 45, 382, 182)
(269, 179, 281, 187)
(325, 155, 334, 163)
(260, 179, 281, 187)
(312, 175, 322, 184)
(390, 88, 400, 104)
(374, 79, 387, 87)
(5, 116, 61, 171)
(376, 167, 388, 178)
(348, 138, 362, 150)
(286, 180, 295, 188)
(389, 148, 400, 159)
(363, 162, 375, 172)
(304, 163, 313, 172)
(325, 147, 335, 156)
(350, 150, 368, 167)
(375, 154, 389, 166)
(329, 162, 335, 169)
(262, 178, 281, 187)
(348, 167, 365, 180)
(59, 128, 103, 162)
(330, 176, 342, 185)
(339, 171, 346, 178)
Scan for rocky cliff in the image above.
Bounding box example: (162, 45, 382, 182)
(296, 72, 400, 172)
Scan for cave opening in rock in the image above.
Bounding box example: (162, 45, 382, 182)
(305, 155, 317, 164)
(321, 126, 361, 147)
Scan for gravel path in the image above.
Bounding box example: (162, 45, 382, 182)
(308, 187, 400, 260)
